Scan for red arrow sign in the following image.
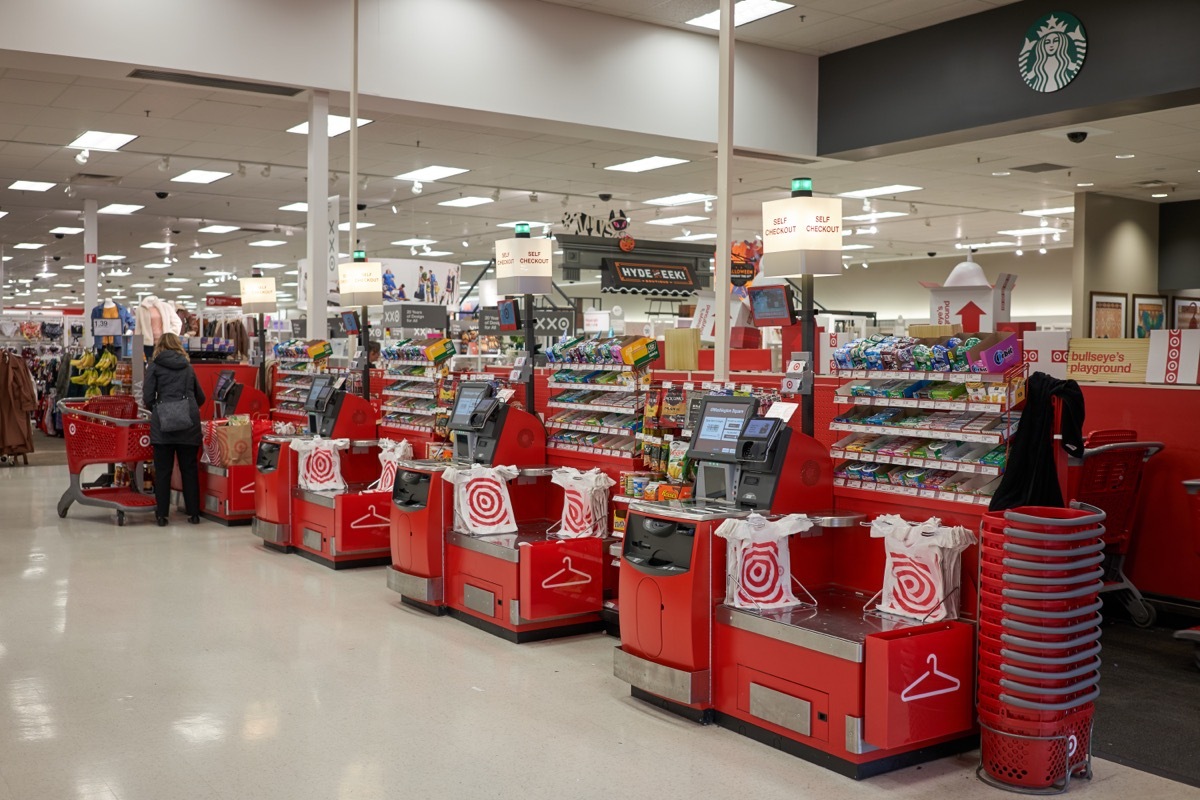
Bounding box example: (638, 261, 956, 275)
(956, 301, 987, 332)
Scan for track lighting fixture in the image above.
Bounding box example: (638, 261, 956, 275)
(704, 199, 713, 212)
(529, 191, 539, 203)
(391, 204, 398, 214)
(422, 244, 431, 254)
(410, 246, 417, 256)
(158, 156, 170, 172)
(861, 262, 869, 269)
(1015, 249, 1024, 256)
(412, 181, 423, 195)
(561, 194, 569, 208)
(862, 199, 871, 212)
(237, 163, 247, 178)
(1038, 247, 1047, 254)
(360, 176, 370, 191)
(490, 188, 501, 202)
(462, 240, 469, 248)
(261, 165, 271, 178)
(74, 149, 89, 165)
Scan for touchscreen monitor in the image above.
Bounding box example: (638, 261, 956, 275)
(747, 285, 797, 327)
(686, 396, 758, 463)
(449, 382, 494, 430)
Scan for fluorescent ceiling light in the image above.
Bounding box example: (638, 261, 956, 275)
(1151, 193, 1168, 198)
(177, 295, 194, 299)
(1076, 183, 1094, 188)
(163, 287, 183, 292)
(605, 156, 689, 173)
(281, 281, 298, 287)
(35, 272, 56, 278)
(392, 238, 438, 246)
(53, 283, 72, 288)
(837, 185, 922, 199)
(254, 262, 286, 270)
(143, 263, 169, 270)
(32, 288, 49, 293)
(673, 233, 718, 241)
(644, 193, 717, 207)
(420, 250, 453, 257)
(68, 131, 138, 151)
(98, 204, 143, 215)
(1020, 206, 1074, 217)
(496, 221, 549, 228)
(62, 264, 84, 270)
(998, 227, 1066, 236)
(841, 244, 874, 251)
(0, 211, 7, 219)
(687, 0, 794, 30)
(249, 240, 286, 247)
(97, 255, 126, 261)
(1115, 154, 1136, 159)
(164, 277, 189, 283)
(960, 241, 1015, 249)
(338, 221, 374, 231)
(131, 283, 156, 288)
(285, 270, 298, 275)
(279, 202, 308, 212)
(190, 251, 221, 259)
(394, 166, 469, 182)
(141, 242, 172, 250)
(992, 171, 1012, 177)
(438, 196, 493, 208)
(644, 215, 709, 226)
(198, 224, 239, 234)
(287, 115, 372, 137)
(209, 291, 225, 296)
(9, 180, 56, 192)
(49, 226, 84, 235)
(462, 260, 491, 266)
(13, 243, 44, 250)
(172, 169, 230, 184)
(842, 211, 907, 222)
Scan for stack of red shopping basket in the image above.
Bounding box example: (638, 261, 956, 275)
(978, 504, 1107, 793)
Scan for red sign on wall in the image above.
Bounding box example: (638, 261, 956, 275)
(85, 253, 97, 264)
(206, 296, 242, 307)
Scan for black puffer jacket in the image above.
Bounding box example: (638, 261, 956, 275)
(143, 350, 205, 446)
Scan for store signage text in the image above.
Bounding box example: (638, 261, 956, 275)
(602, 258, 698, 294)
(761, 197, 843, 254)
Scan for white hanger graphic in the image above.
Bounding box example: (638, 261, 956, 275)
(350, 504, 389, 529)
(900, 653, 961, 703)
(541, 556, 592, 589)
(239, 481, 255, 494)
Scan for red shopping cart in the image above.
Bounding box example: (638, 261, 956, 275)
(1175, 479, 1200, 669)
(1068, 430, 1163, 627)
(56, 396, 156, 526)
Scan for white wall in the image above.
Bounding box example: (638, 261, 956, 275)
(0, 0, 818, 155)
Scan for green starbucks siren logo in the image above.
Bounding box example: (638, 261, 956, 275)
(1019, 12, 1087, 93)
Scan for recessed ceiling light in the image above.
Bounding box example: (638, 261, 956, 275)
(141, 242, 173, 250)
(172, 169, 231, 184)
(163, 287, 183, 292)
(9, 180, 56, 192)
(35, 272, 56, 278)
(209, 291, 225, 296)
(644, 193, 718, 207)
(67, 131, 138, 151)
(279, 202, 308, 212)
(438, 196, 493, 208)
(287, 115, 372, 137)
(394, 166, 469, 182)
(62, 264, 84, 270)
(49, 226, 84, 235)
(605, 156, 689, 173)
(392, 238, 438, 246)
(281, 281, 298, 287)
(249, 240, 287, 247)
(13, 243, 44, 250)
(97, 255, 126, 261)
(644, 215, 709, 226)
(98, 204, 143, 215)
(998, 227, 1066, 236)
(837, 185, 922, 199)
(190, 251, 221, 259)
(285, 270, 298, 275)
(1115, 154, 1136, 159)
(672, 233, 718, 241)
(143, 263, 169, 270)
(198, 224, 240, 234)
(842, 211, 908, 222)
(1076, 182, 1094, 188)
(52, 283, 72, 288)
(131, 283, 156, 288)
(177, 295, 194, 299)
(992, 171, 1012, 177)
(420, 250, 453, 257)
(841, 244, 874, 251)
(0, 256, 10, 262)
(687, 0, 794, 30)
(254, 262, 286, 270)
(32, 288, 49, 293)
(164, 277, 189, 283)
(462, 260, 491, 266)
(496, 221, 550, 229)
(1020, 206, 1074, 217)
(959, 241, 1016, 249)
(337, 221, 374, 231)
(1151, 193, 1169, 198)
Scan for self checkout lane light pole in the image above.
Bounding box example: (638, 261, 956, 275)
(353, 248, 370, 401)
(337, 253, 382, 402)
(793, 178, 816, 437)
(496, 222, 554, 412)
(516, 224, 537, 411)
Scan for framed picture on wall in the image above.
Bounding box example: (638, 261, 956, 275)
(1173, 297, 1200, 331)
(1089, 292, 1127, 339)
(1131, 294, 1168, 338)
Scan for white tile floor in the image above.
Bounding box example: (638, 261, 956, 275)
(1, 464, 1195, 800)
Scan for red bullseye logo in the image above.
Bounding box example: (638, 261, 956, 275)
(464, 477, 511, 528)
(1051, 350, 1068, 363)
(379, 461, 398, 491)
(738, 542, 786, 605)
(304, 448, 337, 485)
(563, 489, 593, 534)
(890, 553, 940, 617)
(1027, 351, 1039, 362)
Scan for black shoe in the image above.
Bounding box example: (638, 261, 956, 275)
(156, 516, 168, 527)
(188, 515, 200, 524)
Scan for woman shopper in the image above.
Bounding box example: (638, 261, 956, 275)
(142, 333, 205, 526)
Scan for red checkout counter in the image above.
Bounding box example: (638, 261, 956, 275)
(389, 381, 605, 642)
(614, 395, 975, 778)
(252, 376, 385, 568)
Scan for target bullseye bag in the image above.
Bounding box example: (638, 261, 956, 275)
(870, 514, 974, 623)
(549, 467, 615, 538)
(291, 437, 350, 492)
(442, 464, 519, 535)
(715, 513, 814, 609)
(371, 438, 414, 492)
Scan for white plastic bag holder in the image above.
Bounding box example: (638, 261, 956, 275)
(442, 464, 519, 535)
(715, 513, 816, 610)
(369, 438, 413, 493)
(865, 514, 975, 623)
(291, 437, 350, 492)
(549, 467, 615, 539)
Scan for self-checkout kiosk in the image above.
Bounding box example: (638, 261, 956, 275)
(253, 376, 382, 566)
(614, 395, 834, 717)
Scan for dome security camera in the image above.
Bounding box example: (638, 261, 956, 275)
(155, 191, 169, 199)
(356, 203, 366, 212)
(53, 255, 61, 261)
(598, 193, 613, 202)
(1066, 131, 1088, 144)
(927, 251, 937, 258)
(54, 233, 65, 240)
(171, 229, 181, 235)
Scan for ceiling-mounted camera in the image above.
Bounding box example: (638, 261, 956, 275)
(1066, 131, 1088, 143)
(155, 191, 169, 199)
(356, 203, 366, 211)
(598, 193, 612, 202)
(927, 251, 937, 258)
(54, 233, 65, 240)
(171, 229, 181, 236)
(53, 255, 61, 261)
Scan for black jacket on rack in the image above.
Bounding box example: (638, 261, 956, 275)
(989, 371, 1085, 512)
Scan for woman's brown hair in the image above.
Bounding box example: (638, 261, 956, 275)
(151, 332, 188, 361)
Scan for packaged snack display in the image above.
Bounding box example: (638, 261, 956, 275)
(666, 439, 689, 482)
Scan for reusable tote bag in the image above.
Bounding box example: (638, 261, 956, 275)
(442, 464, 519, 535)
(870, 514, 975, 623)
(715, 513, 814, 609)
(291, 437, 350, 492)
(549, 467, 615, 538)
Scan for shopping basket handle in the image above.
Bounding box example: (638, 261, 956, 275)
(1001, 553, 1105, 572)
(1002, 614, 1104, 636)
(1006, 506, 1106, 527)
(1002, 540, 1105, 558)
(1001, 643, 1101, 666)
(1183, 479, 1200, 495)
(1002, 524, 1106, 543)
(1000, 687, 1100, 711)
(1002, 581, 1105, 601)
(1002, 657, 1101, 681)
(1001, 567, 1106, 586)
(1001, 628, 1102, 650)
(1000, 672, 1100, 696)
(1001, 599, 1103, 620)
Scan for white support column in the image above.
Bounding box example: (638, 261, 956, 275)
(306, 90, 330, 332)
(348, 0, 360, 256)
(83, 199, 99, 345)
(713, 0, 734, 382)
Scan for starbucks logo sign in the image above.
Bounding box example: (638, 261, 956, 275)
(1019, 12, 1087, 93)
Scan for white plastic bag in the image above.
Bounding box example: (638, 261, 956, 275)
(549, 467, 615, 538)
(715, 513, 814, 609)
(442, 464, 519, 534)
(870, 514, 975, 623)
(291, 437, 350, 492)
(371, 438, 413, 492)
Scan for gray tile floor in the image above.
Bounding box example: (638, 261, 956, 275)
(1, 463, 1195, 799)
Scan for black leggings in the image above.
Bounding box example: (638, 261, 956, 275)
(153, 443, 200, 518)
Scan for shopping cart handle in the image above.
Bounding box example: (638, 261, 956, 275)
(57, 400, 151, 424)
(1081, 440, 1165, 462)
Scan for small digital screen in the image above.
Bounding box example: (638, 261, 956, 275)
(498, 299, 521, 332)
(700, 464, 727, 500)
(341, 311, 360, 335)
(449, 383, 493, 430)
(687, 398, 756, 463)
(213, 370, 235, 401)
(748, 285, 795, 326)
(305, 376, 332, 411)
(742, 418, 776, 439)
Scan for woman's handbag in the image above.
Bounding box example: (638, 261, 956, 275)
(157, 394, 197, 433)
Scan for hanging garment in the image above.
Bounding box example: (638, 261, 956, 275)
(0, 352, 37, 456)
(870, 514, 975, 623)
(371, 438, 414, 492)
(715, 514, 814, 609)
(989, 371, 1085, 511)
(549, 467, 615, 538)
(442, 464, 519, 535)
(135, 297, 180, 343)
(291, 437, 350, 492)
